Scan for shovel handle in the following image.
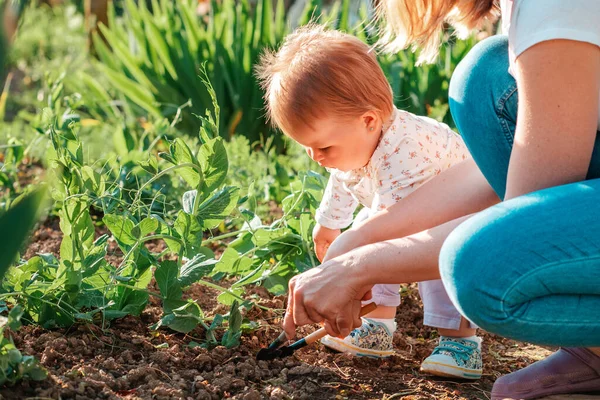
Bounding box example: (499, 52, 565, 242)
(303, 302, 377, 345)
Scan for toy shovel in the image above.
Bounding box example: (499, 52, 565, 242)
(256, 302, 377, 360)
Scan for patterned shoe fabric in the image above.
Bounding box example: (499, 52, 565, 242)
(420, 336, 483, 379)
(320, 318, 395, 358)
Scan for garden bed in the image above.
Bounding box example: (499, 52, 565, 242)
(0, 221, 557, 400)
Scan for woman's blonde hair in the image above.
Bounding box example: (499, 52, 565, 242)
(255, 25, 394, 135)
(378, 0, 499, 64)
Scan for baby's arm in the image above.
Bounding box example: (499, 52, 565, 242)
(313, 173, 358, 261)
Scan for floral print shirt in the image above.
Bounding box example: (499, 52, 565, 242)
(315, 107, 471, 229)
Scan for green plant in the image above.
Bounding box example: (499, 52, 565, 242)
(0, 305, 47, 386)
(0, 186, 46, 281)
(212, 170, 326, 296)
(0, 70, 268, 348)
(216, 299, 243, 348)
(2, 3, 133, 164)
(91, 0, 478, 148)
(4, 3, 88, 120)
(1, 80, 155, 327)
(188, 299, 255, 349)
(89, 0, 288, 143)
(224, 135, 323, 221)
(0, 136, 25, 208)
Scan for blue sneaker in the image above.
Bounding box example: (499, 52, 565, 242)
(420, 336, 483, 379)
(320, 318, 395, 358)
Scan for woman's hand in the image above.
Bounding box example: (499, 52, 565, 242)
(282, 255, 373, 340)
(312, 224, 341, 262)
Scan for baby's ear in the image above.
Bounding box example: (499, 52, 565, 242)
(361, 111, 379, 130)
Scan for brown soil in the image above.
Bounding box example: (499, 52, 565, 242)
(2, 220, 559, 400)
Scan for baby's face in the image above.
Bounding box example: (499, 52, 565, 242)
(286, 113, 381, 172)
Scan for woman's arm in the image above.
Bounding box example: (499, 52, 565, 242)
(323, 158, 499, 262)
(506, 40, 600, 200)
(284, 213, 473, 339)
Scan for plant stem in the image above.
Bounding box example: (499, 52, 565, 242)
(133, 163, 204, 207)
(195, 279, 271, 311)
(202, 229, 244, 245)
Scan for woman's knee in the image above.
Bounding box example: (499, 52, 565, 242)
(439, 207, 514, 329)
(442, 181, 600, 344)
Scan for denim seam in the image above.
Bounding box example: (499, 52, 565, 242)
(495, 84, 518, 147)
(500, 254, 600, 325)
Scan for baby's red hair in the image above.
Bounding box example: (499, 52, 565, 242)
(256, 25, 394, 135)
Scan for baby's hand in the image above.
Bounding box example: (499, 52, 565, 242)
(312, 224, 341, 262)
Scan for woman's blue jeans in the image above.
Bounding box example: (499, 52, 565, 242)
(440, 35, 600, 347)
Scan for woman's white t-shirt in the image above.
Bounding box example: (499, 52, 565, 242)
(501, 0, 600, 130)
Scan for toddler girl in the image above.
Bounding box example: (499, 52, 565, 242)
(256, 25, 482, 379)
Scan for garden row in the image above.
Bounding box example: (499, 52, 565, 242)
(0, 0, 479, 388)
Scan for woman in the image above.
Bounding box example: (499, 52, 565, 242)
(283, 0, 600, 398)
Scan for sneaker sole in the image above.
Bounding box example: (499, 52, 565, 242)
(420, 360, 482, 380)
(320, 336, 394, 358)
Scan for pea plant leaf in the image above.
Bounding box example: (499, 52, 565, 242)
(196, 186, 240, 229)
(178, 254, 219, 287)
(103, 214, 138, 248)
(155, 260, 182, 301)
(221, 300, 243, 348)
(198, 137, 228, 195)
(170, 138, 203, 189)
(152, 301, 204, 334)
(0, 187, 47, 282)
